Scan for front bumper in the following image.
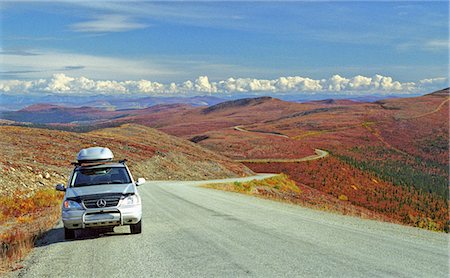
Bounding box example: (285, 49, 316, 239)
(62, 205, 142, 229)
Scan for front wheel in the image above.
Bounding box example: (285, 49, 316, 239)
(130, 220, 142, 234)
(64, 227, 76, 240)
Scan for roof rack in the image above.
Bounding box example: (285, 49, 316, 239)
(71, 159, 127, 167)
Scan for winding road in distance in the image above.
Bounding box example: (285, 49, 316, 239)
(233, 125, 329, 163)
(14, 174, 448, 277)
(235, 149, 329, 163)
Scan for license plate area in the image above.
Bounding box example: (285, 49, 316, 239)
(85, 213, 118, 222)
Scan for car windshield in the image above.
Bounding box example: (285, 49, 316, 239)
(71, 167, 131, 187)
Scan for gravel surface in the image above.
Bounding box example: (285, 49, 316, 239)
(13, 174, 448, 277)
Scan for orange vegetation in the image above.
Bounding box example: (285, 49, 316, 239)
(205, 174, 395, 222)
(0, 189, 63, 272)
(245, 156, 448, 231)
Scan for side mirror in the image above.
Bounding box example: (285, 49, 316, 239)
(55, 183, 66, 192)
(136, 178, 146, 186)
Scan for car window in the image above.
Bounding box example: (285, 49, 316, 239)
(71, 167, 131, 187)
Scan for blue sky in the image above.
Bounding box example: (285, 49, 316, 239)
(0, 1, 448, 96)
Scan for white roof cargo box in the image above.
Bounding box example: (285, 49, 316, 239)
(77, 147, 114, 163)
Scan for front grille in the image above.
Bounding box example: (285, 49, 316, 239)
(83, 196, 121, 208)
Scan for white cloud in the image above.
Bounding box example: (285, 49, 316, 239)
(348, 75, 371, 89)
(0, 73, 446, 96)
(194, 76, 216, 93)
(326, 75, 349, 91)
(397, 39, 449, 52)
(70, 15, 149, 33)
(418, 77, 448, 86)
(45, 73, 75, 92)
(275, 77, 322, 92)
(134, 80, 165, 93)
(424, 40, 449, 51)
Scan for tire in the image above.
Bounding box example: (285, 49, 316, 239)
(64, 227, 76, 240)
(130, 220, 142, 234)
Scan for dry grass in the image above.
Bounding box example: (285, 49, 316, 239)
(0, 189, 63, 272)
(204, 174, 302, 200)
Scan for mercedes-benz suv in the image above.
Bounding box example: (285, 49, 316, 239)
(56, 147, 145, 240)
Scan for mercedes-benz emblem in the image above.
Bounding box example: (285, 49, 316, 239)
(96, 199, 107, 208)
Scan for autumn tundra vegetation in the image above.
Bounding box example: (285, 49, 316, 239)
(246, 157, 447, 231)
(0, 88, 448, 271)
(223, 90, 449, 231)
(0, 189, 62, 271)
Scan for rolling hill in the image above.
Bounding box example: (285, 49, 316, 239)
(0, 124, 252, 197)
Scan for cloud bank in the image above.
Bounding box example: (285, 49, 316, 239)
(0, 73, 447, 96)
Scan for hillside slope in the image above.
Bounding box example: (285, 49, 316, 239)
(0, 124, 252, 196)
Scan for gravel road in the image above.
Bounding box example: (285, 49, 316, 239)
(235, 149, 328, 163)
(13, 174, 448, 277)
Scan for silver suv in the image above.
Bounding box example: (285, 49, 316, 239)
(56, 147, 145, 240)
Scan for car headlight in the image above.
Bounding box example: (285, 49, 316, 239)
(63, 200, 83, 210)
(123, 195, 140, 205)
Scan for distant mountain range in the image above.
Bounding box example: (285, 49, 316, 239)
(0, 92, 410, 112)
(0, 94, 226, 112)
